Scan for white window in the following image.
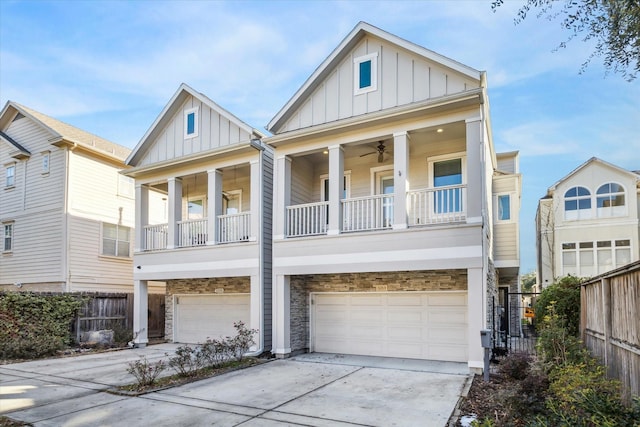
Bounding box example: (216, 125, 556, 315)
(187, 198, 205, 218)
(597, 240, 613, 273)
(354, 52, 378, 95)
(5, 164, 15, 187)
(320, 172, 351, 201)
(184, 107, 199, 139)
(497, 194, 511, 221)
(579, 242, 595, 277)
(117, 174, 134, 198)
(561, 242, 577, 276)
(102, 223, 131, 258)
(3, 222, 13, 252)
(564, 186, 591, 220)
(615, 239, 631, 266)
(41, 151, 50, 174)
(428, 154, 465, 215)
(596, 183, 625, 217)
(223, 190, 242, 215)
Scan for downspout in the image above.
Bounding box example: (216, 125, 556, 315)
(245, 138, 265, 356)
(62, 144, 76, 291)
(479, 72, 489, 328)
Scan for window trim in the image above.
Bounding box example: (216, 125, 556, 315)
(563, 186, 592, 220)
(100, 222, 132, 259)
(223, 190, 242, 215)
(2, 221, 14, 253)
(5, 163, 16, 188)
(353, 52, 378, 95)
(184, 107, 199, 139)
(320, 171, 352, 201)
(427, 152, 467, 187)
(595, 182, 626, 217)
(561, 238, 633, 277)
(496, 193, 513, 223)
(41, 151, 50, 175)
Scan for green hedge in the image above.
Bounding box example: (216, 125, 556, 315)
(0, 292, 84, 359)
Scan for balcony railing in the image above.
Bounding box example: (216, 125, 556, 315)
(178, 219, 208, 248)
(287, 201, 329, 237)
(218, 212, 250, 244)
(143, 224, 168, 251)
(408, 184, 466, 225)
(342, 194, 394, 232)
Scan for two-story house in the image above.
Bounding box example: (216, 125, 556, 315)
(124, 84, 272, 350)
(266, 22, 521, 371)
(536, 157, 640, 287)
(0, 101, 166, 294)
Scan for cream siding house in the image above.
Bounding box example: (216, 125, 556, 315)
(267, 22, 520, 370)
(536, 157, 640, 287)
(124, 84, 272, 350)
(0, 102, 162, 293)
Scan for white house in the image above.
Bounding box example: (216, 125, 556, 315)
(266, 22, 521, 371)
(124, 84, 272, 350)
(0, 101, 166, 294)
(536, 157, 640, 287)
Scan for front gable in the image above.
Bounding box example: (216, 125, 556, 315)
(268, 22, 481, 134)
(127, 84, 263, 167)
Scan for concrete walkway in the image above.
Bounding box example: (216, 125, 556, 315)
(1, 345, 472, 427)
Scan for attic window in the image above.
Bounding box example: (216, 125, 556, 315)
(354, 52, 378, 95)
(12, 113, 25, 122)
(184, 107, 199, 139)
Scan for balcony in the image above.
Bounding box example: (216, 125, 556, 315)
(285, 185, 466, 238)
(142, 212, 251, 251)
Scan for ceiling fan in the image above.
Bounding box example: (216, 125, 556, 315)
(360, 141, 389, 163)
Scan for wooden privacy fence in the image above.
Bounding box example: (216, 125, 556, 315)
(581, 260, 640, 400)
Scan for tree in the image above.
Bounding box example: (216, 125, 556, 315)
(521, 270, 537, 292)
(534, 275, 582, 336)
(492, 0, 640, 81)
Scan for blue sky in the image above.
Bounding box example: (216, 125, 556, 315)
(1, 0, 639, 274)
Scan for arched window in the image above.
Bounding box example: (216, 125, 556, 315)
(596, 183, 625, 217)
(564, 186, 591, 220)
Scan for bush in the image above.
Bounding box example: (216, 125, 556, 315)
(126, 356, 166, 387)
(498, 352, 531, 380)
(167, 345, 202, 377)
(534, 276, 582, 337)
(536, 302, 587, 369)
(0, 292, 83, 359)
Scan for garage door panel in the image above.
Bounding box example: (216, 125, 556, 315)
(312, 292, 467, 362)
(175, 294, 250, 343)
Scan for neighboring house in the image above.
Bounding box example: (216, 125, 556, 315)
(0, 101, 165, 294)
(124, 84, 272, 350)
(266, 22, 521, 371)
(536, 157, 640, 287)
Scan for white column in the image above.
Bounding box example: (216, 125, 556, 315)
(250, 274, 262, 352)
(327, 144, 344, 235)
(207, 169, 222, 245)
(133, 280, 149, 347)
(274, 156, 291, 240)
(249, 159, 260, 242)
(134, 184, 149, 252)
(393, 131, 409, 229)
(466, 117, 483, 224)
(167, 177, 182, 249)
(467, 267, 485, 372)
(272, 274, 291, 357)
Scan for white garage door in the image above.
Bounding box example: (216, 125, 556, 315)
(175, 294, 250, 343)
(311, 292, 467, 362)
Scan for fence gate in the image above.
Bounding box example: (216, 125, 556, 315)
(491, 291, 540, 360)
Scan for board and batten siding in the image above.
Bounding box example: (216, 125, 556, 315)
(261, 147, 274, 351)
(136, 96, 253, 167)
(281, 35, 479, 133)
(1, 115, 66, 288)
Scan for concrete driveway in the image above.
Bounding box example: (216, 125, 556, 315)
(1, 345, 471, 427)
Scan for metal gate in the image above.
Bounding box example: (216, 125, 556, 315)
(491, 291, 540, 360)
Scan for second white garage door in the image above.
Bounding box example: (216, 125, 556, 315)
(311, 292, 468, 362)
(174, 294, 250, 343)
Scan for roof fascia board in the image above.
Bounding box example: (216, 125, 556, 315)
(127, 83, 264, 166)
(123, 140, 258, 178)
(267, 21, 481, 133)
(0, 131, 31, 158)
(0, 102, 61, 142)
(547, 157, 640, 194)
(266, 89, 482, 147)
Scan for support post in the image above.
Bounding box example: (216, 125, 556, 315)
(134, 184, 149, 252)
(393, 131, 409, 229)
(133, 280, 148, 347)
(167, 177, 182, 249)
(273, 274, 291, 357)
(207, 169, 222, 245)
(327, 144, 344, 235)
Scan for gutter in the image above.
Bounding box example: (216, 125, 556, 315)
(244, 139, 266, 357)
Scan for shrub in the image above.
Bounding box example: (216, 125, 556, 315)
(536, 302, 587, 369)
(0, 292, 83, 359)
(166, 345, 202, 377)
(126, 356, 166, 387)
(534, 275, 582, 337)
(227, 321, 256, 361)
(498, 352, 531, 380)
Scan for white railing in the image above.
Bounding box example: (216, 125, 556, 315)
(408, 184, 466, 225)
(342, 194, 394, 232)
(143, 223, 168, 251)
(286, 201, 329, 237)
(218, 212, 250, 243)
(178, 219, 208, 247)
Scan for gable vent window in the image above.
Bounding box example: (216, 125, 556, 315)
(184, 107, 199, 139)
(41, 151, 50, 174)
(354, 52, 378, 95)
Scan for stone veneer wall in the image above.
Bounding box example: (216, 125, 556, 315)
(487, 261, 498, 330)
(290, 270, 468, 354)
(164, 277, 250, 341)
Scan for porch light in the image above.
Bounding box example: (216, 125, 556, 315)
(437, 128, 444, 133)
(323, 150, 328, 154)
